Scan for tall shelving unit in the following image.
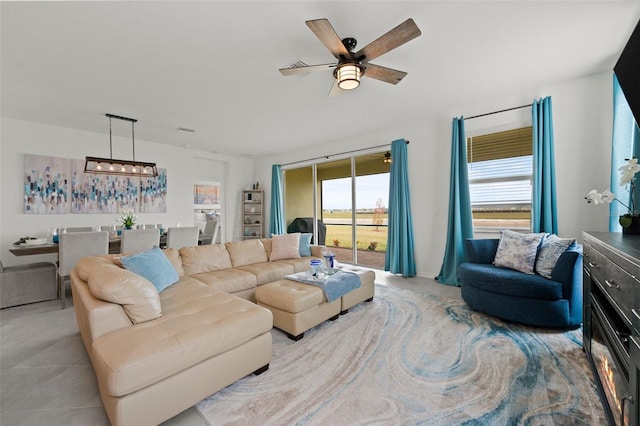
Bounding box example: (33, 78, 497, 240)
(242, 190, 264, 239)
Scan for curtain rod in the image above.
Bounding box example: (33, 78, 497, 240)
(279, 140, 409, 167)
(465, 104, 531, 121)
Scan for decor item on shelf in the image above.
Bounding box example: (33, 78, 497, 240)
(119, 208, 137, 230)
(84, 113, 158, 177)
(586, 157, 640, 234)
(279, 18, 421, 97)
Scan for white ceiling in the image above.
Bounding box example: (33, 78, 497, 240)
(2, 1, 639, 158)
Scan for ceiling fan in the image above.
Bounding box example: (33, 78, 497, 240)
(279, 18, 422, 96)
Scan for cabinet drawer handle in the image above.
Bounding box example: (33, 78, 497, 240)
(631, 336, 640, 350)
(588, 262, 599, 269)
(604, 279, 620, 289)
(633, 309, 640, 321)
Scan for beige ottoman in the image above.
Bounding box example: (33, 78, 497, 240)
(256, 279, 341, 341)
(335, 265, 376, 314)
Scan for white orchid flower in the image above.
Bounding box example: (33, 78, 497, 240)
(586, 189, 614, 205)
(618, 158, 640, 186)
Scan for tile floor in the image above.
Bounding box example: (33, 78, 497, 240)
(0, 270, 460, 425)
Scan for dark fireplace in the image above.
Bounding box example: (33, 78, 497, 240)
(588, 290, 630, 425)
(583, 232, 640, 426)
(584, 263, 636, 426)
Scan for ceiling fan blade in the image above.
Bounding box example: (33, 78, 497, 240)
(363, 63, 407, 85)
(306, 19, 350, 59)
(354, 18, 421, 62)
(279, 63, 336, 76)
(327, 78, 344, 97)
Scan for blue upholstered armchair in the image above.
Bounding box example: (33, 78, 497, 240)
(458, 238, 583, 328)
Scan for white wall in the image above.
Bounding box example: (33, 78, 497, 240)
(0, 117, 256, 266)
(255, 71, 614, 278)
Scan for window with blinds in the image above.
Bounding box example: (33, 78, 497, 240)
(467, 127, 533, 231)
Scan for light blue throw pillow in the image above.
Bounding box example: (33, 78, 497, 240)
(121, 246, 179, 292)
(299, 233, 313, 257)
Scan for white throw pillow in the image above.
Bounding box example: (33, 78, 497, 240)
(493, 229, 546, 274)
(270, 233, 302, 261)
(535, 234, 575, 279)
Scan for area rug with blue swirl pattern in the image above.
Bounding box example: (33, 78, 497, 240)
(196, 284, 605, 425)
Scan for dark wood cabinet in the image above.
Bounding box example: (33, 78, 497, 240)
(583, 232, 640, 426)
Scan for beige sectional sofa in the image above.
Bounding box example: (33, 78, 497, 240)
(70, 238, 327, 426)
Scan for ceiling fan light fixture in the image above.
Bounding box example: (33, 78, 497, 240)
(383, 151, 392, 164)
(337, 63, 362, 90)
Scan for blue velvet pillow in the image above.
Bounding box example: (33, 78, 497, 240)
(299, 233, 313, 257)
(121, 246, 179, 292)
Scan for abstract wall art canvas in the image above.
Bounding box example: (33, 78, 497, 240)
(23, 154, 169, 216)
(139, 168, 168, 213)
(70, 159, 139, 214)
(24, 154, 70, 214)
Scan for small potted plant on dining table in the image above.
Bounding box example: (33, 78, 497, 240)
(586, 157, 640, 234)
(119, 208, 137, 230)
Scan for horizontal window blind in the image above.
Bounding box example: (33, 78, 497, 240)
(467, 127, 533, 163)
(468, 156, 532, 206)
(470, 180, 532, 206)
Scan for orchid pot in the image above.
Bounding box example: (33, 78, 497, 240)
(620, 214, 640, 234)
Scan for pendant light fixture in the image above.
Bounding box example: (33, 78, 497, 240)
(84, 113, 158, 177)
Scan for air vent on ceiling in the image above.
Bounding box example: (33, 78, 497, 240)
(287, 60, 310, 77)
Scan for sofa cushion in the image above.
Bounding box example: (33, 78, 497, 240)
(162, 247, 185, 277)
(260, 238, 273, 259)
(191, 269, 258, 294)
(236, 262, 294, 285)
(270, 233, 301, 261)
(76, 256, 162, 324)
(226, 239, 268, 266)
(274, 257, 320, 273)
(299, 233, 313, 256)
(493, 229, 545, 274)
(459, 263, 563, 300)
(535, 234, 576, 279)
(179, 244, 232, 275)
(91, 280, 273, 397)
(121, 247, 179, 292)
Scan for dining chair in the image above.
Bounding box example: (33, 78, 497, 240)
(64, 226, 95, 232)
(120, 228, 160, 254)
(203, 219, 220, 245)
(166, 226, 199, 249)
(58, 231, 109, 309)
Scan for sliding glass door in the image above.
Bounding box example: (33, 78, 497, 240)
(284, 151, 390, 269)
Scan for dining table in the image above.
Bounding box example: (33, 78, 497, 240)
(9, 233, 212, 257)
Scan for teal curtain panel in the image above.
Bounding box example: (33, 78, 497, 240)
(269, 164, 286, 235)
(532, 96, 558, 234)
(385, 139, 416, 276)
(436, 117, 474, 286)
